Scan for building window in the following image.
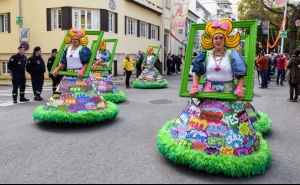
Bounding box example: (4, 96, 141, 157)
(0, 14, 8, 33)
(140, 22, 148, 38)
(126, 18, 136, 36)
(2, 62, 10, 74)
(53, 9, 61, 30)
(150, 25, 158, 39)
(108, 12, 114, 32)
(219, 4, 228, 8)
(73, 9, 99, 30)
(165, 0, 171, 8)
(221, 14, 228, 18)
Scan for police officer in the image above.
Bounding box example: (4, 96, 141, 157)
(47, 48, 62, 94)
(8, 46, 30, 103)
(26, 46, 46, 101)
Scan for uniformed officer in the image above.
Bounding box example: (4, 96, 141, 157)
(26, 46, 46, 101)
(47, 48, 62, 93)
(8, 46, 30, 103)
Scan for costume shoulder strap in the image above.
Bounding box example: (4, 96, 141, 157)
(227, 49, 232, 63)
(205, 49, 213, 63)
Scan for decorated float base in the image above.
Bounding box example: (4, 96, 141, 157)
(156, 119, 272, 177)
(132, 80, 168, 89)
(253, 111, 272, 134)
(102, 91, 127, 104)
(133, 68, 168, 89)
(33, 101, 119, 124)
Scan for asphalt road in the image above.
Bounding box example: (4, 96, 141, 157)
(0, 75, 299, 183)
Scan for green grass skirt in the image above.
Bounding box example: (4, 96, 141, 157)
(32, 101, 119, 124)
(156, 119, 272, 177)
(102, 91, 127, 104)
(253, 111, 272, 134)
(132, 80, 168, 89)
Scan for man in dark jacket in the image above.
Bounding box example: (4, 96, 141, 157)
(136, 52, 144, 78)
(47, 48, 62, 94)
(26, 46, 46, 101)
(8, 46, 30, 103)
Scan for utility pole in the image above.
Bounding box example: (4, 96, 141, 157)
(161, 0, 165, 75)
(280, 0, 288, 54)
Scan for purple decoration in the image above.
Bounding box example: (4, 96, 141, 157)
(205, 147, 219, 155)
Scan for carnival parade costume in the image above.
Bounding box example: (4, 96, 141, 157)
(132, 47, 168, 88)
(32, 28, 119, 124)
(157, 19, 272, 177)
(90, 39, 127, 103)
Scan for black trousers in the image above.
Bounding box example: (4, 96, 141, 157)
(136, 69, 142, 78)
(167, 62, 171, 75)
(125, 71, 132, 86)
(289, 82, 299, 100)
(31, 73, 44, 96)
(50, 74, 62, 92)
(12, 72, 26, 95)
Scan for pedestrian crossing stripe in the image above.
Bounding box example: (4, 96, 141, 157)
(0, 87, 52, 96)
(0, 101, 25, 107)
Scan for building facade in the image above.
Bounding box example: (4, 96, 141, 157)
(0, 0, 172, 78)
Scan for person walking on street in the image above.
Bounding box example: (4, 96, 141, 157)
(256, 51, 269, 89)
(136, 52, 144, 78)
(167, 54, 172, 76)
(26, 46, 46, 101)
(123, 53, 137, 88)
(47, 48, 62, 94)
(276, 53, 288, 86)
(8, 46, 30, 103)
(286, 49, 300, 102)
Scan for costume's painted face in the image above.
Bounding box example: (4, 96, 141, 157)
(213, 34, 225, 50)
(72, 36, 80, 46)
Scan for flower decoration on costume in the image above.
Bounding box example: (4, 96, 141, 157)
(201, 19, 240, 50)
(64, 28, 89, 46)
(100, 39, 106, 51)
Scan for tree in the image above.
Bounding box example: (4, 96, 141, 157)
(238, 0, 300, 55)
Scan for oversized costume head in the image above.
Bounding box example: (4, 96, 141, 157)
(201, 19, 240, 50)
(64, 28, 89, 46)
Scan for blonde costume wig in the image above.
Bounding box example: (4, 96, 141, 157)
(148, 47, 154, 55)
(99, 39, 106, 50)
(201, 19, 240, 50)
(64, 28, 89, 46)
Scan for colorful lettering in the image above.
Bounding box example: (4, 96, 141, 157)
(200, 110, 224, 123)
(225, 129, 244, 148)
(186, 130, 207, 143)
(193, 141, 207, 151)
(222, 111, 239, 128)
(207, 134, 225, 149)
(205, 147, 219, 155)
(187, 117, 208, 131)
(220, 146, 234, 156)
(238, 122, 253, 137)
(178, 138, 193, 149)
(234, 148, 250, 156)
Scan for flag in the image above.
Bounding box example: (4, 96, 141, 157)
(274, 0, 286, 8)
(170, 0, 191, 31)
(261, 20, 269, 35)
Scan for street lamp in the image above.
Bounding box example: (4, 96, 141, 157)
(295, 19, 300, 48)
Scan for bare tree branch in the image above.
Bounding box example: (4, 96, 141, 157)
(260, 0, 283, 14)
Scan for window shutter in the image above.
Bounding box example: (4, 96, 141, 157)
(46, 8, 51, 31)
(100, 9, 108, 32)
(125, 16, 127, 35)
(157, 26, 160, 41)
(148, 23, 151, 39)
(7, 12, 10, 33)
(61, 7, 72, 30)
(137, 20, 140, 37)
(114, 13, 118, 34)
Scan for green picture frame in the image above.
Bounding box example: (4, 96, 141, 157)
(141, 46, 161, 68)
(90, 38, 118, 71)
(50, 30, 104, 78)
(179, 20, 257, 101)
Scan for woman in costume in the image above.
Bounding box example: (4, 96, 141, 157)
(32, 28, 119, 124)
(156, 19, 272, 177)
(132, 47, 168, 88)
(90, 39, 127, 103)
